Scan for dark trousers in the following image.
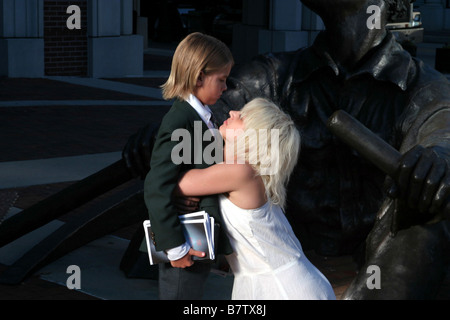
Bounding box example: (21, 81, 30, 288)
(158, 262, 211, 300)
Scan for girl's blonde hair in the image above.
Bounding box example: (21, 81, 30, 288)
(161, 32, 234, 101)
(234, 98, 301, 209)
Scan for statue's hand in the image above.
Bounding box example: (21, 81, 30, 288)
(386, 145, 450, 227)
(122, 123, 160, 179)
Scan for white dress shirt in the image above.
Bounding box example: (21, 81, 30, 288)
(186, 94, 217, 130)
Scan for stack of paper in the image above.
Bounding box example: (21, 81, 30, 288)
(179, 211, 216, 261)
(143, 211, 216, 265)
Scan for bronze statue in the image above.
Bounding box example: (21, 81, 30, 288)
(211, 0, 450, 299)
(1, 0, 449, 299)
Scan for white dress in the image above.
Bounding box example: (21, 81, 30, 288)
(219, 194, 336, 300)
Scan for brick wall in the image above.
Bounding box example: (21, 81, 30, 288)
(44, 0, 88, 76)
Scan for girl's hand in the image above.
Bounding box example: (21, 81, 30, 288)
(173, 195, 200, 214)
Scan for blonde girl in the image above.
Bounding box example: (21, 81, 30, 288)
(176, 98, 336, 300)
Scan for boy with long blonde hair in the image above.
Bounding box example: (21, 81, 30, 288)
(143, 32, 234, 300)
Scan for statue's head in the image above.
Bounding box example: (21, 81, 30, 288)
(300, 0, 412, 22)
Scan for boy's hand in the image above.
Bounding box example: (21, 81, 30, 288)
(170, 248, 206, 268)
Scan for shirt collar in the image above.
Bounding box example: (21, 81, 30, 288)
(186, 94, 213, 123)
(293, 31, 414, 91)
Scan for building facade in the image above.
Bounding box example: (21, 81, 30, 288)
(232, 0, 324, 63)
(0, 0, 143, 78)
(1, 0, 449, 77)
(232, 0, 450, 63)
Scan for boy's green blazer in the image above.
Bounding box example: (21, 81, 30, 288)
(141, 99, 232, 256)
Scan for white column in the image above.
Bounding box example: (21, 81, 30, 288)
(89, 0, 121, 37)
(0, 0, 44, 77)
(121, 0, 133, 35)
(134, 0, 148, 49)
(444, 0, 450, 30)
(88, 0, 143, 77)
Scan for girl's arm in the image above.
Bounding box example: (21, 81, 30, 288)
(176, 163, 255, 197)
